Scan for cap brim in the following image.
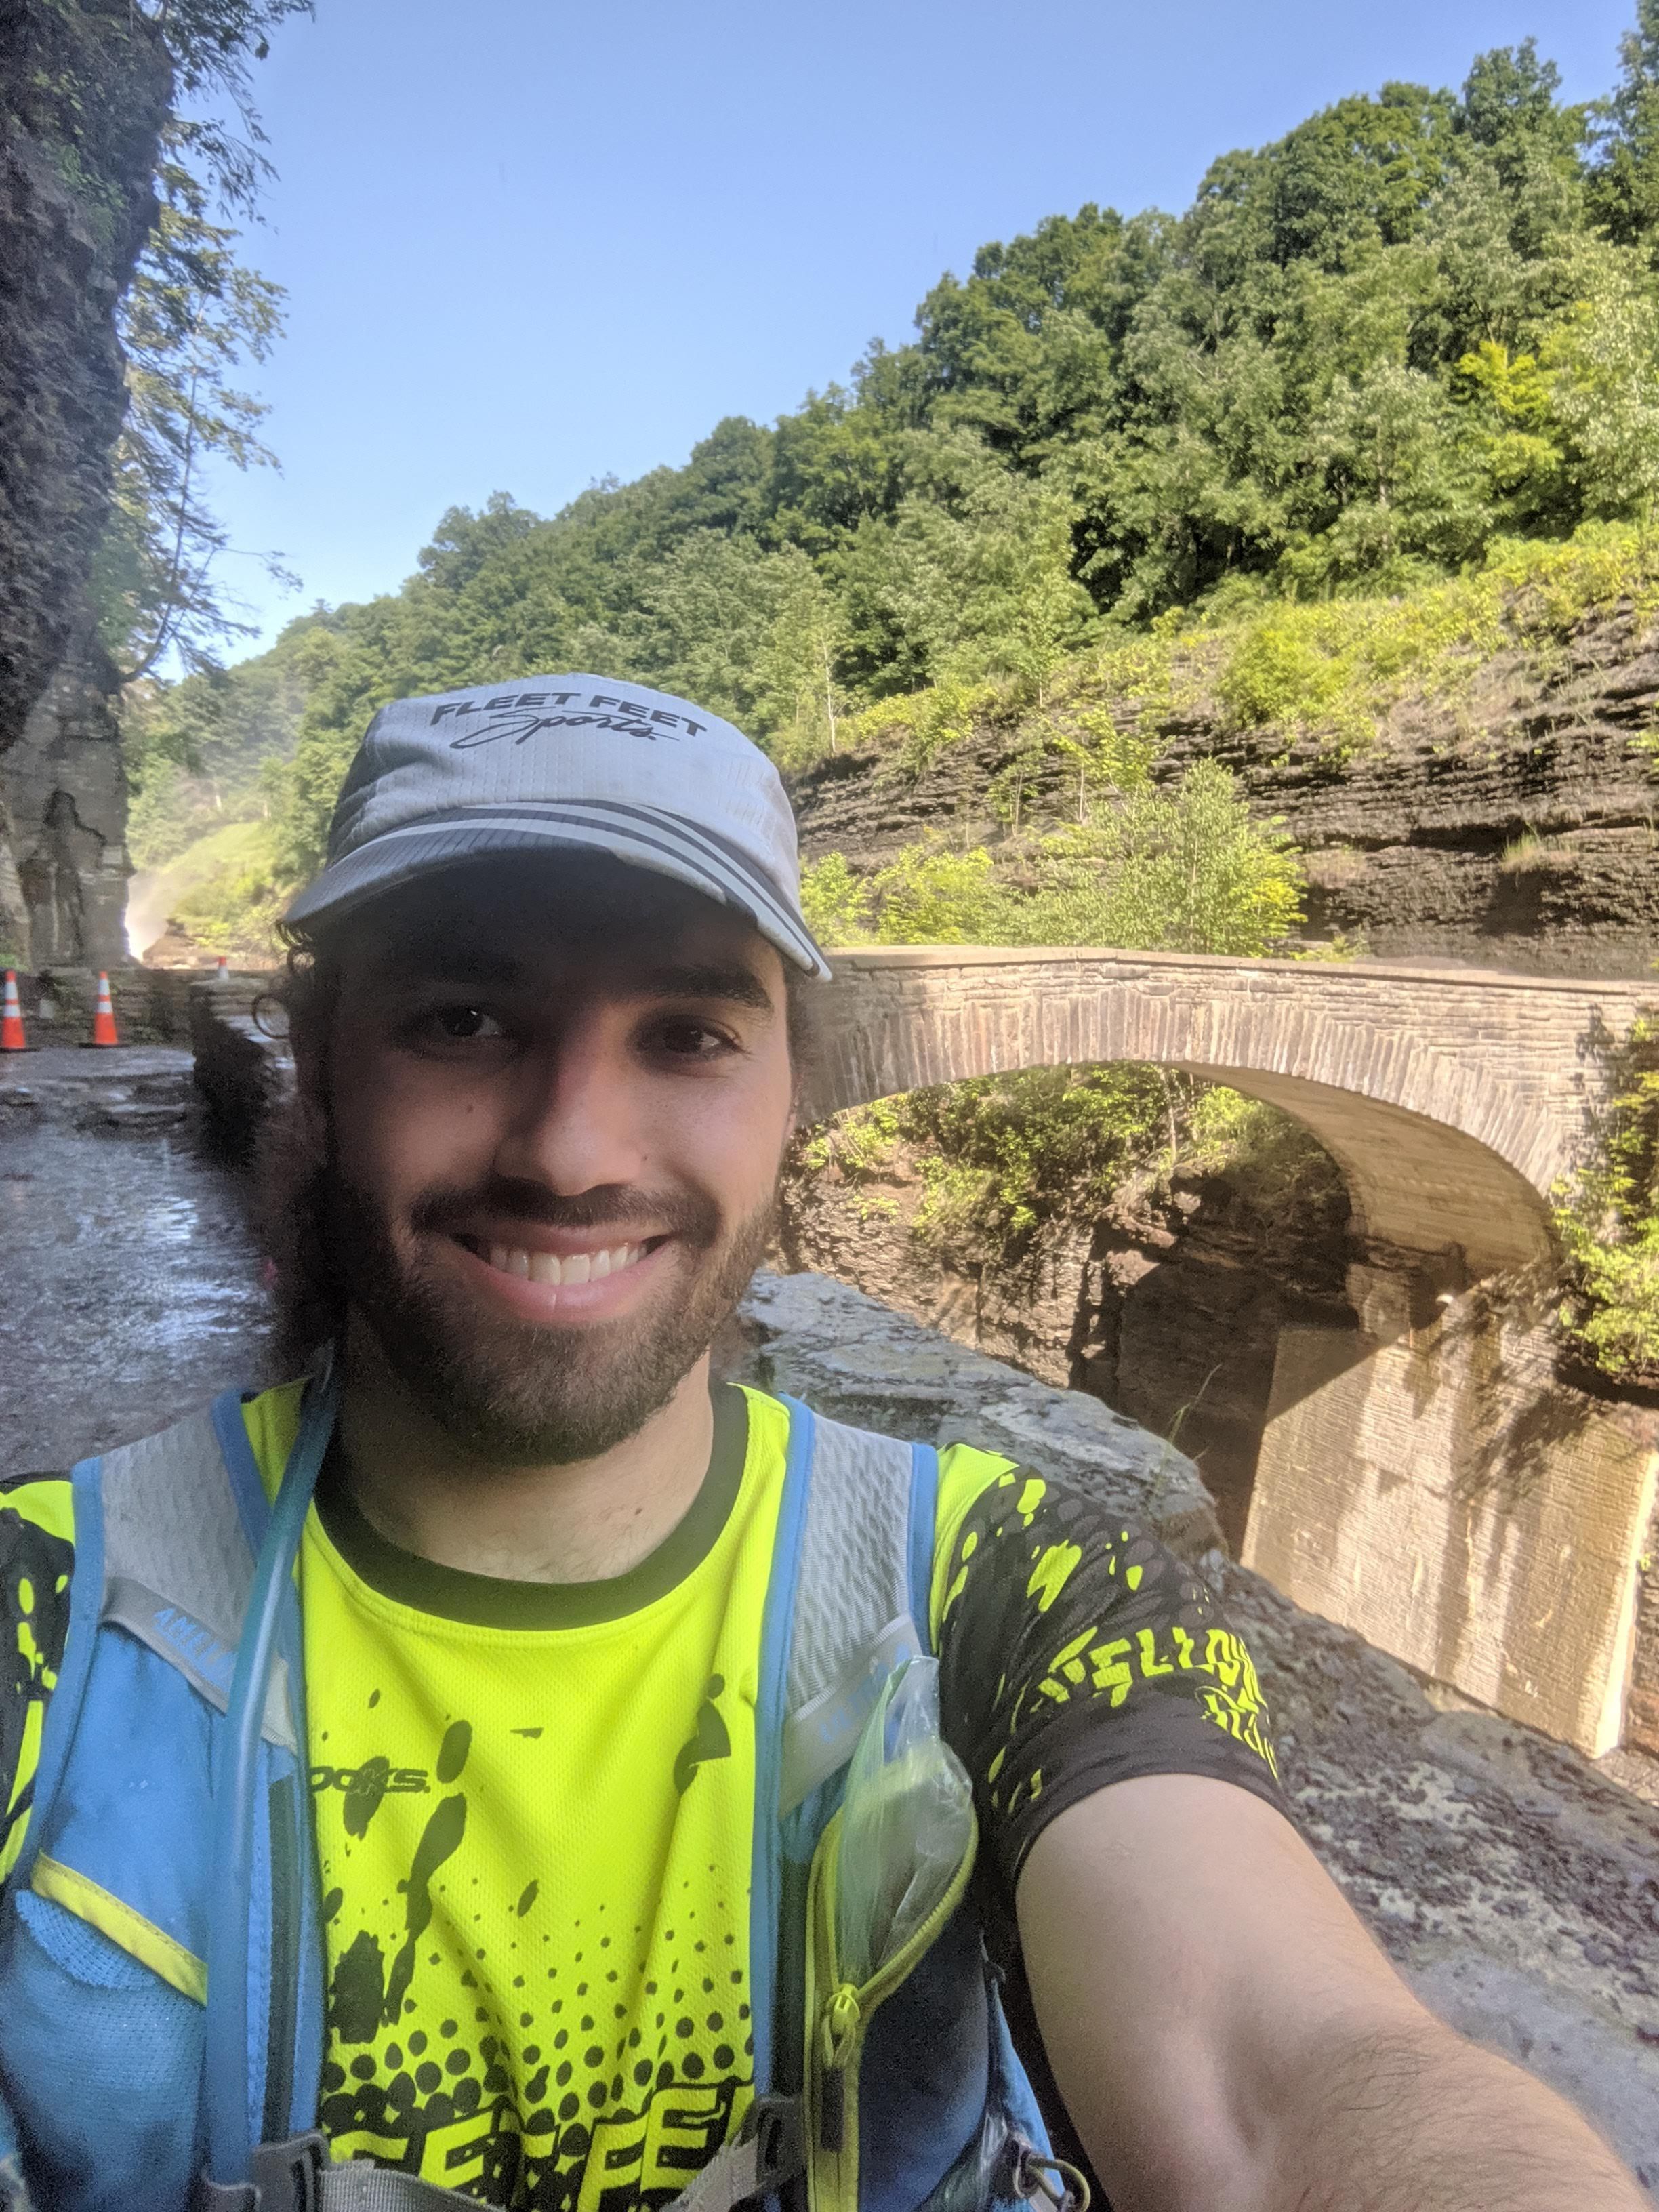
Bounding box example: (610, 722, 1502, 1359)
(283, 802, 832, 979)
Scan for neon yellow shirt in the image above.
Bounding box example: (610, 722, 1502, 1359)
(242, 1382, 1042, 2206)
(0, 1385, 1284, 2208)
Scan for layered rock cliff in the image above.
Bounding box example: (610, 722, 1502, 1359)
(791, 603, 1659, 980)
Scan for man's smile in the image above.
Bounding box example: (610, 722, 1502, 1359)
(482, 1237, 649, 1284)
(445, 1225, 675, 1322)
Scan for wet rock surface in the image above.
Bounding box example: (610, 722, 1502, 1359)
(0, 1047, 274, 1468)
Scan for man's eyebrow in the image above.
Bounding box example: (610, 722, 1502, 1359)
(637, 962, 775, 1013)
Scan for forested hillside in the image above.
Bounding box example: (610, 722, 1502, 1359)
(130, 9, 1659, 945)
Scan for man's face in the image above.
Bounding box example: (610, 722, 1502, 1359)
(309, 853, 797, 1465)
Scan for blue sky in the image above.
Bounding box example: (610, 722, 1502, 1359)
(203, 0, 1635, 657)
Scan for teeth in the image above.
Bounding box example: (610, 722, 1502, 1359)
(483, 1242, 643, 1286)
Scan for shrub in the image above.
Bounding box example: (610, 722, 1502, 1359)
(1553, 1015, 1659, 1384)
(799, 853, 874, 946)
(1218, 621, 1347, 729)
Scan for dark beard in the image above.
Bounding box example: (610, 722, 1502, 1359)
(320, 1164, 775, 1466)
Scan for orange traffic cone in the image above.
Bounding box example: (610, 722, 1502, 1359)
(90, 970, 119, 1048)
(1, 971, 26, 1052)
(213, 955, 230, 984)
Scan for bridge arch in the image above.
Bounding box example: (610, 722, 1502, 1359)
(802, 945, 1650, 1278)
(794, 945, 1659, 1759)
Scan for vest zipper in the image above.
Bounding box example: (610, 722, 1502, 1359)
(804, 1802, 979, 2212)
(817, 1985, 861, 2150)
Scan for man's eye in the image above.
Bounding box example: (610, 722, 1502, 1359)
(426, 1005, 506, 1042)
(651, 1018, 735, 1059)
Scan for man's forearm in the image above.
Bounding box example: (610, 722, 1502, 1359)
(1265, 2015, 1645, 2212)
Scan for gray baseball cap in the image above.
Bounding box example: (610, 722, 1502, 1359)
(284, 674, 830, 977)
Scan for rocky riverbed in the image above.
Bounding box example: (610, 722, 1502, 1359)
(3, 1055, 1656, 2188)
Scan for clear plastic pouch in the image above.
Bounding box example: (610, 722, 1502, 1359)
(834, 1656, 976, 1990)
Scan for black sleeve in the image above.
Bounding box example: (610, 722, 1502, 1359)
(935, 1463, 1288, 1894)
(0, 1473, 76, 1888)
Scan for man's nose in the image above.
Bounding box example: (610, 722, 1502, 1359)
(491, 1030, 653, 1195)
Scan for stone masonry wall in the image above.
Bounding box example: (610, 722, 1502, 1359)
(1246, 1285, 1659, 1757)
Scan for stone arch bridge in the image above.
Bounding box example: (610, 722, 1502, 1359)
(807, 945, 1653, 1278)
(807, 947, 1659, 1761)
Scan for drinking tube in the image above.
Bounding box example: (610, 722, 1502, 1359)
(203, 1354, 339, 2186)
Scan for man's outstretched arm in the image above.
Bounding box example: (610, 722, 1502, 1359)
(1017, 1773, 1645, 2212)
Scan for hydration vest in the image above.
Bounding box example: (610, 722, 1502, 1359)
(0, 1382, 1064, 2212)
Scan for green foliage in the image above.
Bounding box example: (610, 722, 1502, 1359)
(870, 846, 1013, 945)
(1199, 523, 1659, 750)
(56, 0, 310, 684)
(1014, 763, 1307, 953)
(1589, 0, 1659, 246)
(94, 137, 289, 679)
(798, 853, 873, 947)
(812, 1058, 1344, 1260)
(900, 1066, 1172, 1242)
(1553, 1016, 1659, 1382)
(123, 611, 337, 865)
(1217, 622, 1348, 729)
(134, 816, 288, 958)
(803, 757, 1305, 959)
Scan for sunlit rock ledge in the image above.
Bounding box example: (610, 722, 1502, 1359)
(732, 1266, 1224, 1563)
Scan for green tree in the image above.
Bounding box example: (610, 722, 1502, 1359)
(1554, 1017, 1659, 1380)
(836, 430, 1092, 695)
(92, 139, 289, 677)
(1019, 762, 1307, 955)
(1535, 241, 1659, 517)
(798, 853, 872, 945)
(1590, 0, 1659, 246)
(752, 554, 849, 765)
(870, 844, 1015, 943)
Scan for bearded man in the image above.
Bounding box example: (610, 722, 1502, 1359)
(0, 677, 1644, 2212)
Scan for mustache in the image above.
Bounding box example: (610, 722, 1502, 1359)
(410, 1178, 720, 1245)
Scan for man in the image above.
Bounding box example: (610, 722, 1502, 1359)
(0, 675, 1643, 2212)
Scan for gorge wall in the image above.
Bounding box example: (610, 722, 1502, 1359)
(0, 0, 169, 962)
(777, 1128, 1354, 1555)
(791, 602, 1659, 981)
